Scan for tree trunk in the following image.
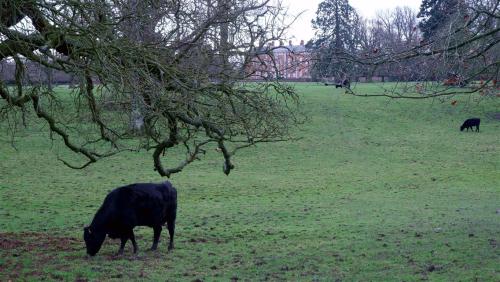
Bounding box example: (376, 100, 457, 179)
(126, 0, 145, 134)
(218, 0, 230, 82)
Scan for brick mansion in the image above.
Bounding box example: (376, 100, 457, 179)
(246, 40, 311, 80)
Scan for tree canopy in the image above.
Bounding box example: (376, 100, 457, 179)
(309, 0, 363, 79)
(0, 0, 304, 177)
(418, 0, 461, 40)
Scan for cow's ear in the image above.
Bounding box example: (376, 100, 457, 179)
(84, 226, 92, 234)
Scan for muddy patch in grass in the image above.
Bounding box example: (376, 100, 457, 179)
(186, 237, 227, 244)
(0, 232, 81, 280)
(489, 112, 500, 120)
(1, 232, 80, 252)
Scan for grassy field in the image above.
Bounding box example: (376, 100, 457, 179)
(1, 83, 499, 281)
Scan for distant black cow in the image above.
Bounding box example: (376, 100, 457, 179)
(333, 79, 350, 89)
(342, 78, 350, 89)
(460, 118, 480, 132)
(84, 181, 177, 256)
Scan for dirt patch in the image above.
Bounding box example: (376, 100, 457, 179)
(426, 264, 443, 272)
(489, 112, 500, 120)
(0, 232, 81, 280)
(488, 238, 497, 248)
(188, 238, 208, 243)
(0, 232, 80, 252)
(0, 237, 24, 249)
(186, 237, 227, 244)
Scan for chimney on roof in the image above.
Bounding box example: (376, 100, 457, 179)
(279, 40, 284, 46)
(289, 40, 292, 46)
(300, 40, 304, 46)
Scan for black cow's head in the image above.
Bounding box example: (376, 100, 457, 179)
(83, 226, 106, 256)
(460, 125, 465, 131)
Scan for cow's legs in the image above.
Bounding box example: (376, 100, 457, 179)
(167, 215, 176, 251)
(151, 226, 162, 251)
(129, 230, 138, 254)
(476, 125, 479, 132)
(118, 237, 128, 255)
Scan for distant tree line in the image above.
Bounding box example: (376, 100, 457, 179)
(1, 60, 73, 85)
(308, 0, 422, 81)
(309, 0, 499, 97)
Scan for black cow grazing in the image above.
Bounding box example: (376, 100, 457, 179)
(342, 78, 350, 89)
(460, 118, 480, 132)
(83, 181, 177, 256)
(335, 84, 343, 88)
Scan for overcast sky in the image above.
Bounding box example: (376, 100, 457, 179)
(283, 0, 423, 43)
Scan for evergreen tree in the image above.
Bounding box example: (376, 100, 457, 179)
(417, 0, 459, 40)
(310, 0, 361, 80)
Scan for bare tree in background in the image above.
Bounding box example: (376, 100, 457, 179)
(342, 0, 499, 98)
(0, 0, 303, 177)
(357, 7, 421, 81)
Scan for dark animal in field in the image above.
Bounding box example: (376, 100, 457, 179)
(83, 181, 177, 256)
(333, 79, 350, 88)
(342, 78, 350, 89)
(460, 118, 480, 132)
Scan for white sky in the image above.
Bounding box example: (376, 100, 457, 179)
(283, 0, 423, 43)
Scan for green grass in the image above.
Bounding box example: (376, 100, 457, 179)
(1, 83, 499, 281)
